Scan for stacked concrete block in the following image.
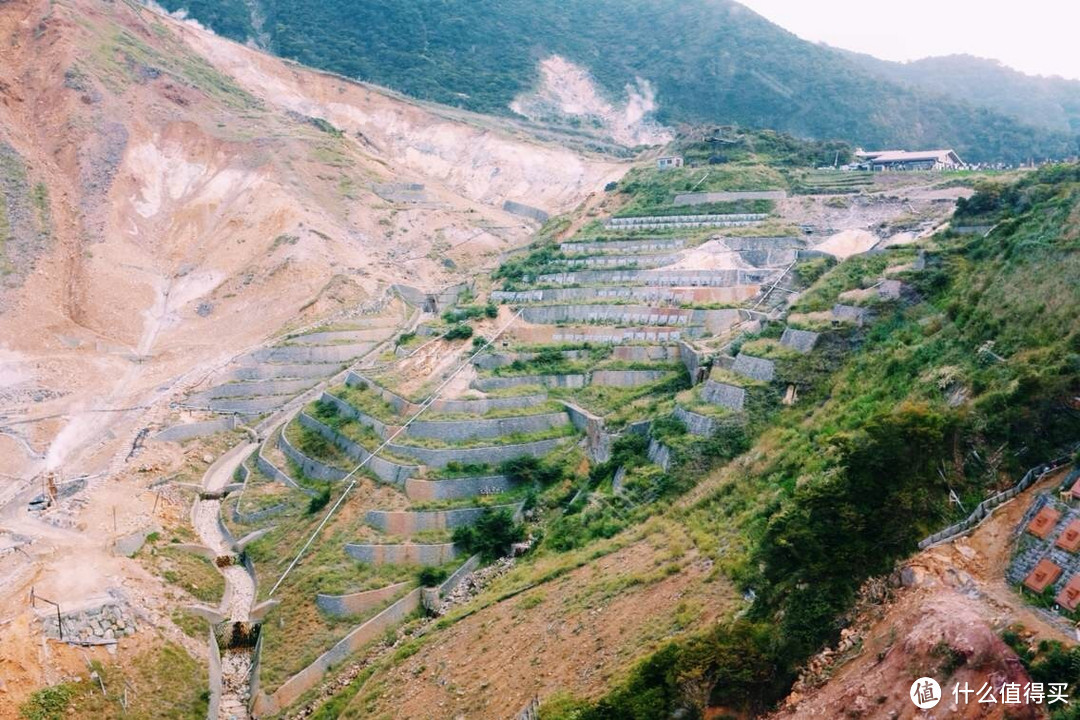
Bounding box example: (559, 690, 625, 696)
(779, 328, 820, 354)
(700, 380, 747, 411)
(732, 354, 776, 382)
(344, 542, 459, 566)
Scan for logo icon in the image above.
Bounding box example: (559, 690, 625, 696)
(910, 677, 941, 709)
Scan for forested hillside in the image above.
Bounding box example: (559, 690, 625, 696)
(847, 52, 1080, 136)
(155, 0, 1079, 163)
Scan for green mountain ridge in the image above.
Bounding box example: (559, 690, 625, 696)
(845, 51, 1080, 136)
(155, 0, 1079, 163)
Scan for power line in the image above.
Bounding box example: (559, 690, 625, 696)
(267, 309, 523, 597)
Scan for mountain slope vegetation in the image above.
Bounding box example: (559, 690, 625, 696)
(847, 52, 1080, 136)
(155, 0, 1079, 163)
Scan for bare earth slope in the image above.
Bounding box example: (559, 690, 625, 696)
(0, 0, 619, 710)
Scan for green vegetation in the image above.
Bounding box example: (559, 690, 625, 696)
(153, 0, 1076, 162)
(1002, 629, 1080, 717)
(546, 165, 1080, 717)
(451, 508, 525, 561)
(20, 643, 208, 720)
(443, 324, 474, 341)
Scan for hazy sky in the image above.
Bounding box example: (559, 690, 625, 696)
(737, 0, 1080, 80)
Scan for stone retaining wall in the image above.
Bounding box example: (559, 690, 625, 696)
(202, 378, 317, 400)
(366, 502, 524, 535)
(563, 402, 609, 462)
(647, 438, 673, 471)
(471, 374, 586, 391)
(255, 438, 314, 495)
(287, 329, 389, 345)
(344, 542, 459, 566)
(779, 328, 820, 353)
(612, 345, 681, 362)
(229, 363, 335, 382)
(297, 413, 417, 486)
(277, 428, 346, 482)
(386, 437, 567, 468)
(533, 268, 774, 287)
(732, 353, 776, 382)
(255, 588, 423, 715)
(566, 253, 680, 269)
(590, 369, 672, 387)
(319, 391, 393, 439)
(701, 380, 746, 411)
(560, 238, 686, 253)
(494, 286, 756, 304)
(678, 340, 711, 385)
(406, 412, 569, 442)
(673, 190, 786, 204)
(153, 416, 239, 443)
(405, 475, 516, 501)
(251, 343, 372, 364)
(40, 601, 138, 642)
(674, 406, 716, 437)
(550, 328, 686, 344)
(315, 581, 412, 617)
(502, 200, 549, 222)
(203, 396, 289, 415)
(520, 304, 698, 326)
(345, 372, 548, 415)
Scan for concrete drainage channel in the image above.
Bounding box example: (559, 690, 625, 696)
(192, 440, 261, 720)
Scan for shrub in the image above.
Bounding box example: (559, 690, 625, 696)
(444, 324, 474, 341)
(417, 566, 449, 587)
(307, 486, 331, 515)
(451, 508, 524, 560)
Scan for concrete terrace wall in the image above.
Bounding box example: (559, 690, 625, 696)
(229, 363, 335, 382)
(679, 340, 711, 385)
(779, 328, 820, 353)
(673, 190, 786, 204)
(732, 354, 776, 382)
(345, 372, 417, 414)
(701, 380, 746, 411)
(612, 345, 681, 363)
(503, 200, 550, 223)
(345, 542, 459, 566)
(494, 286, 756, 304)
(277, 427, 346, 483)
(366, 503, 524, 535)
(551, 328, 685, 344)
(297, 413, 418, 486)
(251, 343, 371, 364)
(560, 238, 686, 253)
(647, 438, 673, 471)
(202, 396, 289, 415)
(605, 213, 766, 229)
(319, 392, 393, 440)
(346, 371, 547, 415)
(201, 378, 317, 399)
(471, 350, 583, 370)
(287, 329, 389, 345)
(386, 437, 568, 468)
(520, 304, 699, 326)
(315, 582, 411, 617)
(407, 412, 569, 442)
(153, 416, 239, 443)
(563, 402, 610, 462)
(534, 268, 775, 287)
(674, 406, 716, 437)
(405, 475, 516, 502)
(565, 253, 680, 269)
(255, 437, 314, 495)
(256, 588, 423, 715)
(472, 374, 586, 391)
(591, 369, 671, 387)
